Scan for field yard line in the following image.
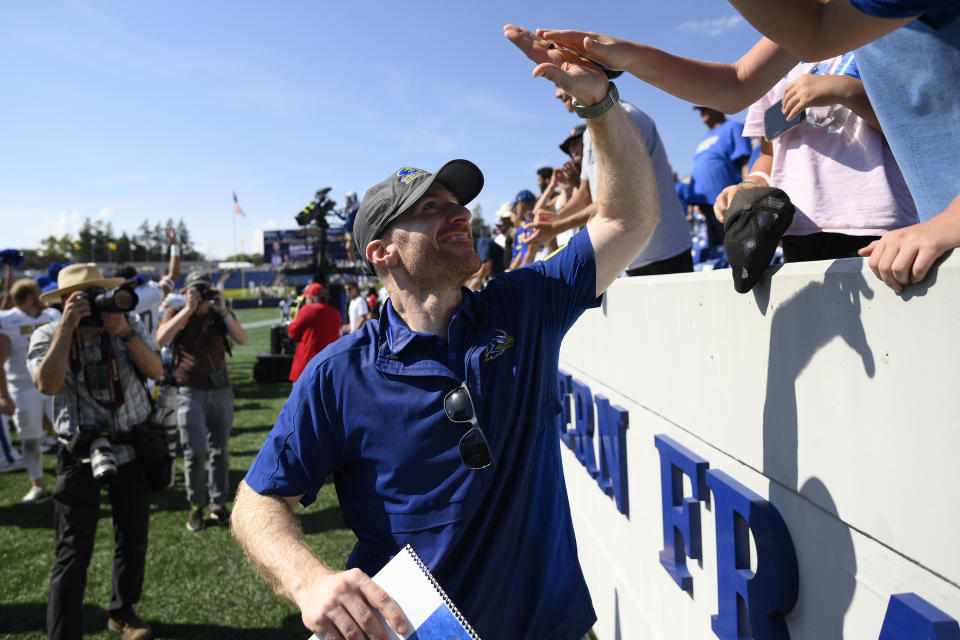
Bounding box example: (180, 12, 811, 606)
(241, 319, 282, 329)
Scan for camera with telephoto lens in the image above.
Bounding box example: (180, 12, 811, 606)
(197, 285, 218, 301)
(67, 423, 118, 485)
(78, 284, 140, 327)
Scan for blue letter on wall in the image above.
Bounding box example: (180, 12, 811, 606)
(654, 434, 709, 592)
(595, 395, 629, 516)
(558, 371, 574, 450)
(571, 379, 599, 479)
(877, 593, 960, 640)
(707, 469, 798, 640)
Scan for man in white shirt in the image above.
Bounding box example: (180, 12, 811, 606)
(0, 279, 61, 502)
(343, 280, 369, 333)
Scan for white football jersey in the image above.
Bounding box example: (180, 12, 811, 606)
(134, 279, 166, 335)
(0, 307, 61, 386)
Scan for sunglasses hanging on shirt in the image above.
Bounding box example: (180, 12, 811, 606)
(443, 382, 494, 470)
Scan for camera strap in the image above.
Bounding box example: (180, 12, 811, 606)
(70, 332, 126, 413)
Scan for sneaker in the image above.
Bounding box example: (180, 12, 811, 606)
(107, 607, 153, 640)
(186, 506, 204, 532)
(210, 507, 231, 527)
(22, 484, 50, 503)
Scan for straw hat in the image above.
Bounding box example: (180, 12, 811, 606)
(40, 263, 126, 304)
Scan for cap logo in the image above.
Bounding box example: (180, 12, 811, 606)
(397, 167, 428, 184)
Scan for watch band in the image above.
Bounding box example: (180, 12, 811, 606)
(572, 82, 619, 119)
(120, 331, 137, 343)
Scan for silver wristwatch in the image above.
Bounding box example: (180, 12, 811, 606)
(572, 82, 620, 119)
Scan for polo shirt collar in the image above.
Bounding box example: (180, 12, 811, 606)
(381, 289, 483, 356)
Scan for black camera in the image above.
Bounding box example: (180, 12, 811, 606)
(195, 285, 218, 301)
(78, 285, 140, 327)
(67, 423, 118, 485)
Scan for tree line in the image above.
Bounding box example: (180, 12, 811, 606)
(22, 218, 204, 270)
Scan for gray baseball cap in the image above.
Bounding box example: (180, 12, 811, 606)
(183, 271, 212, 289)
(354, 159, 484, 268)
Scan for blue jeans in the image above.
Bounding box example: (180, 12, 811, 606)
(177, 387, 233, 509)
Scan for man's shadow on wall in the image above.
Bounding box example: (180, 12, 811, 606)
(760, 261, 873, 639)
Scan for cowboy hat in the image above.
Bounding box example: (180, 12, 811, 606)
(40, 263, 126, 304)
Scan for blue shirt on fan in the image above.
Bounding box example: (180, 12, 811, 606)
(245, 229, 601, 640)
(689, 119, 752, 205)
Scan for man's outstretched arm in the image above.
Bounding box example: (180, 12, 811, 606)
(505, 25, 659, 296)
(231, 480, 408, 640)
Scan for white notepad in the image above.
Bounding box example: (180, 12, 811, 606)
(309, 544, 480, 640)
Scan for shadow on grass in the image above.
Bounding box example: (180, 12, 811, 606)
(231, 383, 292, 401)
(152, 612, 307, 639)
(0, 602, 106, 635)
(0, 499, 54, 529)
(231, 424, 276, 437)
(0, 603, 310, 639)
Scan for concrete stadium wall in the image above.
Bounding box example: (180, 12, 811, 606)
(558, 252, 960, 640)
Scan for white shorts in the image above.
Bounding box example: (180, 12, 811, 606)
(11, 386, 53, 440)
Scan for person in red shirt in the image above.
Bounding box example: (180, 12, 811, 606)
(287, 283, 342, 382)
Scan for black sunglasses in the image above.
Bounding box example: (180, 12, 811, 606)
(443, 383, 494, 470)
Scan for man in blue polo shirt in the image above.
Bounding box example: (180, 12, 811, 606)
(231, 24, 661, 640)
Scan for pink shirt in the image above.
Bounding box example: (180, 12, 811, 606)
(744, 57, 917, 236)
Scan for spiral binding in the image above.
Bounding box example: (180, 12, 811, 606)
(404, 544, 483, 640)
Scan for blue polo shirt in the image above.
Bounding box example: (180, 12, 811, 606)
(246, 229, 601, 640)
(689, 118, 752, 205)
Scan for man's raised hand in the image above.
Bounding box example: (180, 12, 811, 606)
(504, 25, 608, 107)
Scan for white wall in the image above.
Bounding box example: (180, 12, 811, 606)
(559, 253, 960, 640)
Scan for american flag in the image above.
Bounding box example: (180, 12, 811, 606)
(233, 191, 246, 217)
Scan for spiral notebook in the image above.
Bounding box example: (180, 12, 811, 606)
(308, 544, 481, 640)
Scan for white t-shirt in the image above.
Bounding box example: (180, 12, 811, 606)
(0, 307, 60, 387)
(134, 279, 167, 335)
(743, 56, 917, 236)
(582, 101, 692, 269)
(348, 296, 369, 331)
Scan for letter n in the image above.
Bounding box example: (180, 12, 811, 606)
(596, 395, 629, 516)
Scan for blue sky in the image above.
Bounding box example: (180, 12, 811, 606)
(1, 1, 762, 259)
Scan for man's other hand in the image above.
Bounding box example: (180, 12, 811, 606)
(295, 567, 409, 640)
(0, 395, 14, 415)
(504, 25, 608, 107)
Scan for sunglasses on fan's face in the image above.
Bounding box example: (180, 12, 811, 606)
(443, 383, 494, 470)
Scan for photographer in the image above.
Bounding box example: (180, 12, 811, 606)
(156, 272, 245, 532)
(27, 263, 162, 640)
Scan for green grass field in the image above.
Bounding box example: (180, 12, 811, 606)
(0, 308, 355, 639)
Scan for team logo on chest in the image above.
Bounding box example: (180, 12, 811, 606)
(482, 329, 515, 362)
